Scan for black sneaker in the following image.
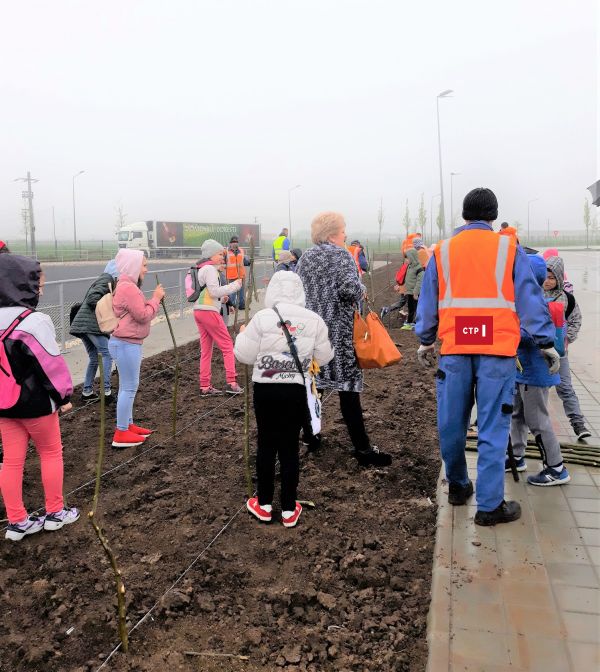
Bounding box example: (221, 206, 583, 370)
(573, 423, 592, 441)
(354, 446, 392, 467)
(380, 306, 390, 319)
(474, 500, 521, 527)
(81, 391, 99, 403)
(448, 479, 474, 505)
(102, 390, 114, 404)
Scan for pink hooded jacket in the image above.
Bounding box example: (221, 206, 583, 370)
(112, 249, 160, 344)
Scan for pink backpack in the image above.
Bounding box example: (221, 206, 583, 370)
(0, 309, 33, 410)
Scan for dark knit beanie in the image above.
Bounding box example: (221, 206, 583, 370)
(462, 188, 498, 222)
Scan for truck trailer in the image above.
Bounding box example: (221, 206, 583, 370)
(117, 221, 261, 257)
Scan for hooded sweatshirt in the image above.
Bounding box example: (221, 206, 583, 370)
(0, 255, 73, 418)
(234, 271, 334, 385)
(111, 249, 160, 344)
(516, 255, 560, 387)
(543, 256, 582, 344)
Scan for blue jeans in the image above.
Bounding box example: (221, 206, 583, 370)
(108, 337, 142, 431)
(436, 355, 516, 512)
(229, 285, 245, 310)
(81, 334, 112, 394)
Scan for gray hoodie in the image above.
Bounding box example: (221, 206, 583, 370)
(544, 256, 582, 344)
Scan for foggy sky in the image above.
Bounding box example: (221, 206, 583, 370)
(0, 0, 597, 242)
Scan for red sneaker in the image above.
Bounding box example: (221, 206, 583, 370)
(246, 497, 272, 523)
(112, 429, 146, 449)
(281, 502, 302, 528)
(128, 423, 154, 436)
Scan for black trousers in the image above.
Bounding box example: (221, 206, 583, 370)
(406, 294, 418, 323)
(303, 390, 371, 453)
(253, 382, 306, 511)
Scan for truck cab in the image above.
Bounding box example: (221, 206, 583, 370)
(117, 222, 153, 256)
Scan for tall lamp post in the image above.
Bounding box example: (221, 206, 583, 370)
(72, 170, 85, 248)
(436, 89, 453, 237)
(288, 184, 301, 245)
(450, 171, 461, 229)
(527, 197, 539, 243)
(430, 193, 440, 244)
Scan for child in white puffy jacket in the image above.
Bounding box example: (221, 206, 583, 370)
(234, 271, 334, 528)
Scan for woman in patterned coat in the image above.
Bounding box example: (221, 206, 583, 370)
(296, 212, 392, 467)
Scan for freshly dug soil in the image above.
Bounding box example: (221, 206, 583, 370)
(0, 264, 440, 672)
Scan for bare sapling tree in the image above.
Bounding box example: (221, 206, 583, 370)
(88, 357, 129, 652)
(402, 199, 411, 237)
(242, 238, 256, 499)
(435, 202, 444, 240)
(377, 197, 385, 248)
(115, 204, 127, 234)
(156, 274, 179, 435)
(418, 193, 427, 240)
(232, 252, 243, 333)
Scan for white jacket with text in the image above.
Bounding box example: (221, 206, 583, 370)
(234, 271, 334, 385)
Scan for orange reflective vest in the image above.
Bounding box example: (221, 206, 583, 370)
(499, 226, 518, 241)
(402, 233, 421, 255)
(347, 245, 364, 276)
(226, 249, 246, 280)
(434, 229, 520, 356)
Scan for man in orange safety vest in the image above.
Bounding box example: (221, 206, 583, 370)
(225, 236, 250, 310)
(415, 188, 560, 527)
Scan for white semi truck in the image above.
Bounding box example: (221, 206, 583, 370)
(117, 221, 261, 257)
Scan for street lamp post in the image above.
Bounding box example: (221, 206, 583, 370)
(430, 193, 440, 244)
(450, 171, 461, 229)
(72, 170, 85, 249)
(436, 89, 453, 237)
(288, 184, 301, 245)
(527, 197, 539, 243)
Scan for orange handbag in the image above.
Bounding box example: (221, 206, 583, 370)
(353, 309, 402, 369)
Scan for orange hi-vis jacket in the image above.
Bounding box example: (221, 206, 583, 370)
(434, 228, 520, 356)
(347, 245, 364, 276)
(225, 249, 246, 280)
(402, 233, 421, 255)
(499, 226, 519, 241)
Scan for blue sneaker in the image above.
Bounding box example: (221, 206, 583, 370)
(505, 457, 527, 472)
(527, 466, 571, 487)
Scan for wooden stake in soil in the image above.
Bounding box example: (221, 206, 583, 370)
(232, 251, 243, 333)
(368, 249, 376, 311)
(88, 357, 129, 653)
(242, 237, 256, 499)
(156, 274, 180, 435)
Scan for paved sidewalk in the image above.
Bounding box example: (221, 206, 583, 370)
(426, 250, 600, 671)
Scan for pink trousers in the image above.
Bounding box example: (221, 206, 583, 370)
(0, 413, 64, 523)
(193, 310, 237, 389)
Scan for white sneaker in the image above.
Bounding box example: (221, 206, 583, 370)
(44, 507, 81, 531)
(5, 514, 45, 541)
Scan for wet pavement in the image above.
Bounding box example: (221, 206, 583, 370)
(426, 249, 600, 671)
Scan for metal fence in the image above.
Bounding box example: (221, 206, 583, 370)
(38, 260, 276, 352)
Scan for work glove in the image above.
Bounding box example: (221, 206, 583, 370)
(417, 343, 436, 368)
(541, 346, 561, 374)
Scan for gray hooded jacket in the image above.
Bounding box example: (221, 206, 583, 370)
(543, 256, 582, 344)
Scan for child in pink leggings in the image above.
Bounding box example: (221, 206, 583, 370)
(0, 254, 79, 542)
(193, 239, 243, 396)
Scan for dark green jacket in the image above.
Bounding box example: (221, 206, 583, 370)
(70, 273, 116, 337)
(404, 248, 424, 296)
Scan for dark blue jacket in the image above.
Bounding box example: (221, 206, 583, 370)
(516, 254, 560, 387)
(415, 221, 555, 351)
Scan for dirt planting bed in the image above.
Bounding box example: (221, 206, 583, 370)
(0, 267, 441, 672)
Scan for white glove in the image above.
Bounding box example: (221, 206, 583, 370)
(541, 346, 561, 374)
(417, 343, 436, 368)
